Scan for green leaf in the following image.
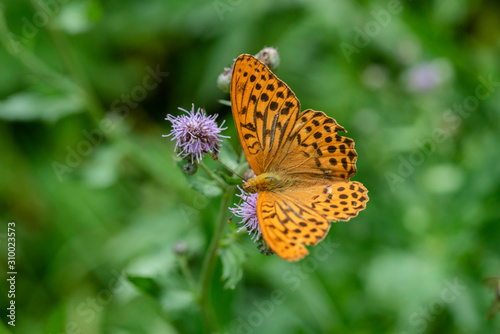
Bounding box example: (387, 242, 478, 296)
(79, 145, 121, 188)
(218, 140, 239, 170)
(127, 275, 162, 299)
(219, 243, 246, 290)
(57, 1, 93, 34)
(189, 177, 222, 197)
(87, 0, 103, 22)
(217, 99, 231, 107)
(175, 159, 223, 197)
(216, 140, 244, 184)
(0, 91, 84, 122)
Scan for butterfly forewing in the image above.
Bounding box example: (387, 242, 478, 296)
(231, 54, 301, 174)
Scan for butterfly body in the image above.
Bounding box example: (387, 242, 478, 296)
(231, 54, 368, 261)
(243, 172, 300, 193)
(243, 173, 281, 193)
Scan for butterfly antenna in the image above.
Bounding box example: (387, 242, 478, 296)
(203, 150, 245, 180)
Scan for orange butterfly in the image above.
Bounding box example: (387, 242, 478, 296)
(230, 54, 368, 261)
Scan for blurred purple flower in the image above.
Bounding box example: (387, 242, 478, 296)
(404, 59, 453, 92)
(163, 104, 228, 163)
(230, 186, 261, 241)
(408, 63, 441, 91)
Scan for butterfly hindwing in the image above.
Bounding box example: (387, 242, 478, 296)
(257, 191, 330, 261)
(258, 180, 368, 261)
(231, 54, 301, 174)
(283, 180, 369, 222)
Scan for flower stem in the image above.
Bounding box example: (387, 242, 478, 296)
(198, 186, 235, 332)
(178, 255, 200, 301)
(199, 162, 227, 189)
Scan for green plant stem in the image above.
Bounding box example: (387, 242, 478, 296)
(198, 186, 235, 333)
(0, 10, 75, 90)
(178, 255, 199, 301)
(30, 0, 105, 124)
(199, 162, 227, 189)
(46, 28, 104, 123)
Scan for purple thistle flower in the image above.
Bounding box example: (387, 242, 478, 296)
(163, 104, 229, 163)
(230, 186, 261, 241)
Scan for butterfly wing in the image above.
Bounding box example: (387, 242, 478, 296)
(231, 54, 301, 175)
(258, 180, 368, 261)
(272, 109, 358, 181)
(231, 55, 359, 182)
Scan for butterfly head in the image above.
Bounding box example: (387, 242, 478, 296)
(243, 173, 283, 194)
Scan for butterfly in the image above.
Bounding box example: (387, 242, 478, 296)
(230, 54, 368, 261)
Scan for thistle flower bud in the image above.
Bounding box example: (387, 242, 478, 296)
(217, 67, 232, 93)
(255, 47, 280, 71)
(183, 161, 198, 175)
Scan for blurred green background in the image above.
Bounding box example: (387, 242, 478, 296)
(1, 0, 500, 333)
